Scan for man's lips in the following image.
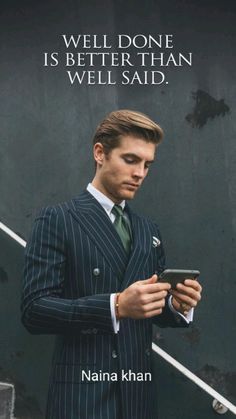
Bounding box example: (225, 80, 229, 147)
(123, 182, 140, 188)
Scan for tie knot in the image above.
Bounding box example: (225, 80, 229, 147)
(112, 204, 124, 218)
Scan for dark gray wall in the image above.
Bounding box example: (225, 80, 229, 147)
(0, 1, 235, 418)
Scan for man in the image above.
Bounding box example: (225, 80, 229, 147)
(21, 110, 202, 419)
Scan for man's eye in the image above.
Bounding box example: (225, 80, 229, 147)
(124, 158, 135, 164)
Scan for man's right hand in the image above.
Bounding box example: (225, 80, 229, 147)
(118, 275, 171, 319)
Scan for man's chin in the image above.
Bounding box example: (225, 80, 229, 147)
(109, 185, 138, 202)
(120, 189, 136, 200)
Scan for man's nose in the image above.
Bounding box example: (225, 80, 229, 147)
(132, 164, 146, 178)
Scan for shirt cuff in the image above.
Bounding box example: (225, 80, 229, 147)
(168, 295, 194, 324)
(110, 293, 120, 333)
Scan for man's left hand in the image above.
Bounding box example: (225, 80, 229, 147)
(170, 279, 202, 315)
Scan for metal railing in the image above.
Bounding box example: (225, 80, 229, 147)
(152, 343, 236, 415)
(0, 222, 26, 247)
(1, 220, 236, 416)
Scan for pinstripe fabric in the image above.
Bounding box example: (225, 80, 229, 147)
(21, 190, 188, 419)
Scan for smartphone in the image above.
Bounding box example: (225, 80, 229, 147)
(158, 269, 200, 289)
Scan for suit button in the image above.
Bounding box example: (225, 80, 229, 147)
(112, 350, 118, 359)
(82, 329, 91, 334)
(92, 328, 98, 334)
(145, 348, 150, 356)
(93, 268, 100, 276)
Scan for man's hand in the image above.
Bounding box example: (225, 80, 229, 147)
(118, 274, 171, 319)
(170, 279, 202, 315)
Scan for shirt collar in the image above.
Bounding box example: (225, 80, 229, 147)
(87, 183, 125, 217)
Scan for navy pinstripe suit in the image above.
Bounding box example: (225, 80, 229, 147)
(22, 190, 188, 419)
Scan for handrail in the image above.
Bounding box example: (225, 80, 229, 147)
(1, 220, 236, 415)
(0, 221, 26, 247)
(152, 343, 236, 415)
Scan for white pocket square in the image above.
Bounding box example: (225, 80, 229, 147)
(152, 236, 161, 247)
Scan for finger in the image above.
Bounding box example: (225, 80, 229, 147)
(142, 308, 163, 318)
(146, 282, 171, 293)
(175, 283, 201, 301)
(144, 298, 166, 312)
(137, 272, 171, 295)
(171, 290, 198, 307)
(171, 295, 190, 308)
(172, 297, 191, 313)
(171, 294, 182, 304)
(176, 281, 201, 295)
(183, 279, 202, 292)
(138, 274, 157, 285)
(140, 290, 168, 304)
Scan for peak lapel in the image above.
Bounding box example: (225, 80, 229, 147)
(68, 190, 129, 280)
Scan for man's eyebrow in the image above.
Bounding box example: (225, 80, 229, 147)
(122, 152, 155, 163)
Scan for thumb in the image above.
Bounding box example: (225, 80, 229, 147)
(139, 274, 158, 285)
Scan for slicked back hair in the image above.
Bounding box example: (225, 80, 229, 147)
(92, 109, 164, 157)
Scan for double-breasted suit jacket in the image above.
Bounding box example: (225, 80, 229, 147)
(22, 190, 188, 419)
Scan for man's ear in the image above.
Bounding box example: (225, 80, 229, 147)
(93, 142, 105, 167)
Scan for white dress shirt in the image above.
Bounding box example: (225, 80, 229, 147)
(87, 183, 193, 333)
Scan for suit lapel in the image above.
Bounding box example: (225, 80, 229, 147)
(69, 190, 129, 280)
(121, 205, 152, 290)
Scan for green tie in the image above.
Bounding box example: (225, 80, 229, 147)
(112, 205, 131, 254)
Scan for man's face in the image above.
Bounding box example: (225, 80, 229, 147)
(93, 135, 156, 203)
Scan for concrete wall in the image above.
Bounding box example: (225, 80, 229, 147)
(0, 1, 235, 417)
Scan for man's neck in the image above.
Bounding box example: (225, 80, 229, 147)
(87, 183, 126, 215)
(91, 179, 123, 205)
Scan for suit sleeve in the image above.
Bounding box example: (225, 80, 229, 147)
(21, 206, 114, 335)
